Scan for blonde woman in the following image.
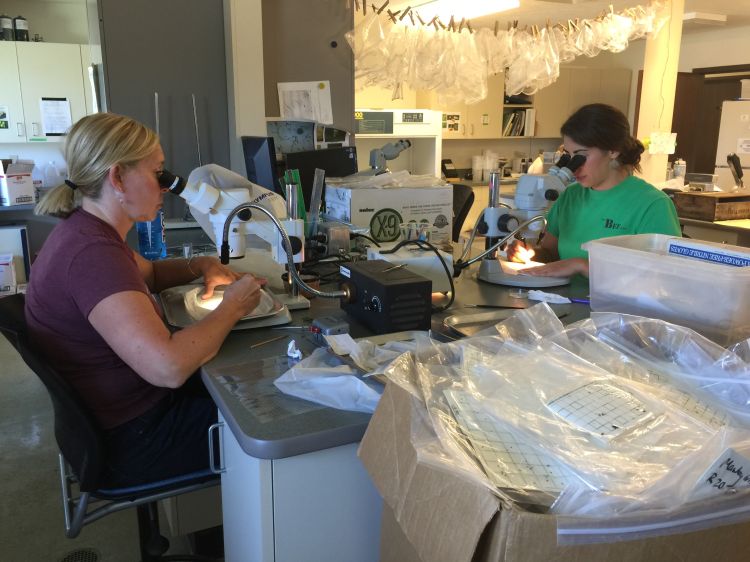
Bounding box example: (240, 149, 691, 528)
(27, 112, 264, 487)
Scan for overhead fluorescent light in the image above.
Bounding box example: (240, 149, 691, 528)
(413, 0, 520, 20)
(683, 12, 727, 26)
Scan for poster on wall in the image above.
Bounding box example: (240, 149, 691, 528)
(40, 97, 72, 136)
(0, 106, 8, 130)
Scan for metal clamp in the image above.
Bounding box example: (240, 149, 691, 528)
(208, 422, 226, 474)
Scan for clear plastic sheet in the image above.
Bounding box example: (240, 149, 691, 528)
(381, 303, 750, 543)
(346, 2, 666, 100)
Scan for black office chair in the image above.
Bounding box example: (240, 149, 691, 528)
(0, 293, 221, 562)
(452, 183, 475, 242)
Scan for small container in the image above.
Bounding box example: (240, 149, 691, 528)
(0, 15, 13, 40)
(585, 233, 750, 346)
(12, 16, 28, 41)
(673, 158, 687, 179)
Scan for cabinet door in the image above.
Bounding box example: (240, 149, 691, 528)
(467, 72, 504, 139)
(99, 0, 229, 219)
(79, 44, 96, 115)
(534, 68, 571, 139)
(0, 43, 27, 143)
(16, 43, 86, 143)
(597, 68, 631, 115)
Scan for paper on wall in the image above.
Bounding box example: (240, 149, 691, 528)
(40, 98, 72, 136)
(277, 81, 333, 125)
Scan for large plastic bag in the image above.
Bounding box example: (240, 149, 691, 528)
(381, 303, 750, 543)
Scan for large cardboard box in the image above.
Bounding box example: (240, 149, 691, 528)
(360, 383, 750, 562)
(0, 161, 34, 206)
(325, 183, 453, 244)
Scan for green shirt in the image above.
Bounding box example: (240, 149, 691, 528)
(546, 175, 681, 260)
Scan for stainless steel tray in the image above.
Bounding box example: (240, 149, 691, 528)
(160, 284, 286, 328)
(443, 305, 570, 338)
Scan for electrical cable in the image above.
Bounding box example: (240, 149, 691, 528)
(350, 233, 381, 247)
(380, 239, 455, 312)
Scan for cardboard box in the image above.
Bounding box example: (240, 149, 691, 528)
(325, 183, 452, 244)
(0, 161, 35, 206)
(360, 383, 750, 562)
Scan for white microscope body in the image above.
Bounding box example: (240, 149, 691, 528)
(176, 164, 304, 266)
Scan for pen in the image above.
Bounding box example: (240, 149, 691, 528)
(569, 297, 590, 305)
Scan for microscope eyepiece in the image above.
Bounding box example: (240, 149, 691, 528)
(554, 153, 571, 168)
(565, 154, 586, 173)
(159, 169, 187, 195)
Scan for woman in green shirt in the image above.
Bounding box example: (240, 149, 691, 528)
(507, 103, 681, 278)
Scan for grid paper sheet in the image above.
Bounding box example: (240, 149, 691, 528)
(444, 390, 571, 494)
(547, 382, 651, 439)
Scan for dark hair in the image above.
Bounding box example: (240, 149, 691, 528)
(561, 103, 644, 172)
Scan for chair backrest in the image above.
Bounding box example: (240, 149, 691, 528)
(452, 183, 475, 242)
(0, 294, 105, 492)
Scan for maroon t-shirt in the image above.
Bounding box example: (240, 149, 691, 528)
(25, 208, 169, 429)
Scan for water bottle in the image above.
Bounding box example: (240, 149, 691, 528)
(0, 15, 13, 41)
(136, 209, 167, 260)
(673, 159, 687, 179)
(12, 16, 28, 41)
(43, 161, 63, 188)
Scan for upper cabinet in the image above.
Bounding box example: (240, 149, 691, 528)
(0, 43, 26, 143)
(418, 73, 506, 139)
(534, 68, 631, 138)
(0, 42, 88, 144)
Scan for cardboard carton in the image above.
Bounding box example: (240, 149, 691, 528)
(0, 160, 35, 206)
(360, 383, 750, 562)
(0, 253, 17, 294)
(325, 183, 452, 244)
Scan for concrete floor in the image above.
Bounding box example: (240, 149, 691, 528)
(0, 334, 192, 561)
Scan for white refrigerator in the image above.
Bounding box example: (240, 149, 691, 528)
(714, 100, 750, 190)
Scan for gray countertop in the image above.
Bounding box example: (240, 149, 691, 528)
(201, 265, 591, 460)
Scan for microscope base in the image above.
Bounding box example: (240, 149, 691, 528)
(275, 294, 312, 310)
(476, 259, 570, 288)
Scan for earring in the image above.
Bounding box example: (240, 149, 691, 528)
(609, 158, 621, 170)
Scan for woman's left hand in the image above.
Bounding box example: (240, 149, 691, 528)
(522, 258, 589, 278)
(191, 257, 266, 299)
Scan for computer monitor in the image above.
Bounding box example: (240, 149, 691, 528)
(283, 146, 358, 210)
(241, 136, 282, 195)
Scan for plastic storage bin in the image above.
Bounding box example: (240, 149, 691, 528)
(584, 234, 750, 346)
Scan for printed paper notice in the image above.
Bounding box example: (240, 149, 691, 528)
(40, 98, 72, 136)
(278, 81, 333, 125)
(0, 106, 8, 130)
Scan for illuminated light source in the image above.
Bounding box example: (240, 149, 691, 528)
(413, 0, 520, 20)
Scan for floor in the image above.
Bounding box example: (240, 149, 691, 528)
(0, 334, 192, 562)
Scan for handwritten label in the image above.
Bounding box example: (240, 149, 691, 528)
(692, 448, 750, 500)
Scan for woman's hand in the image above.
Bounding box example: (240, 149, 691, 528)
(220, 275, 266, 318)
(190, 256, 266, 299)
(523, 258, 589, 278)
(506, 239, 536, 263)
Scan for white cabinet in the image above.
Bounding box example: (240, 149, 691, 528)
(534, 68, 631, 138)
(421, 73, 506, 139)
(16, 43, 86, 143)
(0, 43, 27, 143)
(0, 42, 87, 144)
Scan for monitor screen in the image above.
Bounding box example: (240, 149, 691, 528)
(284, 146, 358, 209)
(241, 136, 282, 195)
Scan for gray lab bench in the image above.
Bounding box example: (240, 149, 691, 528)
(200, 267, 590, 562)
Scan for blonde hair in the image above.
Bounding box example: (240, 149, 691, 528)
(35, 112, 160, 217)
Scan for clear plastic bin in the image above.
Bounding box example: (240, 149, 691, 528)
(584, 234, 750, 346)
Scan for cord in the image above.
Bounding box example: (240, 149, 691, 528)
(380, 239, 455, 312)
(350, 233, 381, 247)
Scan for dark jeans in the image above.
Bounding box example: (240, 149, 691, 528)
(101, 374, 218, 488)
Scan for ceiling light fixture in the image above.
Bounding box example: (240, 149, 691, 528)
(413, 0, 520, 21)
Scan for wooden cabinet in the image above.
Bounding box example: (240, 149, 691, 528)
(0, 42, 87, 144)
(534, 67, 631, 138)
